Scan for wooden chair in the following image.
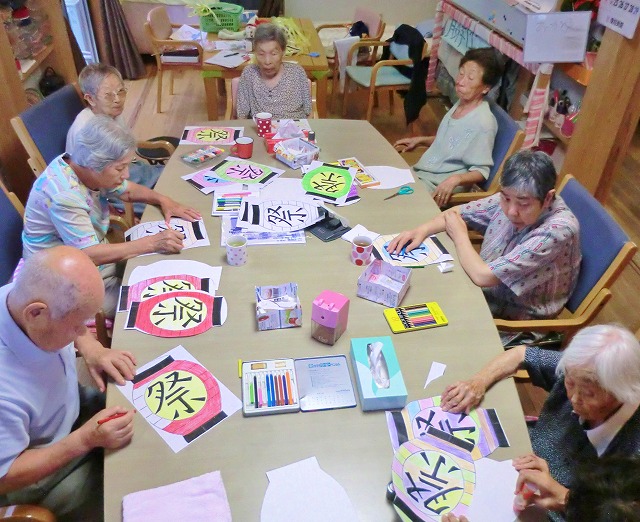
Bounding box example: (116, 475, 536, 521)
(342, 38, 428, 122)
(316, 7, 385, 66)
(145, 6, 204, 113)
(0, 504, 56, 522)
(224, 77, 319, 120)
(495, 175, 637, 345)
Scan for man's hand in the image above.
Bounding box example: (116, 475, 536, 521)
(386, 228, 427, 255)
(159, 198, 201, 223)
(433, 175, 462, 207)
(443, 211, 469, 243)
(78, 407, 135, 451)
(81, 340, 136, 392)
(441, 377, 486, 414)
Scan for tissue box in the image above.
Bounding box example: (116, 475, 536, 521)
(264, 129, 309, 154)
(357, 260, 411, 307)
(311, 290, 350, 345)
(255, 283, 302, 331)
(274, 138, 320, 169)
(350, 336, 407, 411)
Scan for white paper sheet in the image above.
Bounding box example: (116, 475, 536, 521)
(366, 166, 416, 190)
(205, 51, 250, 68)
(468, 458, 518, 522)
(117, 345, 241, 453)
(124, 218, 210, 253)
(170, 24, 204, 41)
(127, 260, 222, 291)
(424, 361, 447, 388)
(235, 197, 324, 233)
(221, 216, 306, 246)
(340, 224, 380, 243)
(261, 457, 359, 522)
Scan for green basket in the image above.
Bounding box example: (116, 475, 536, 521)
(199, 3, 243, 33)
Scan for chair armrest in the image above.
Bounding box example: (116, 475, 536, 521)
(316, 22, 351, 34)
(346, 40, 387, 63)
(449, 189, 498, 205)
(152, 38, 204, 54)
(493, 289, 612, 336)
(137, 139, 175, 155)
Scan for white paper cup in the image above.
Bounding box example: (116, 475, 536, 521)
(226, 235, 247, 266)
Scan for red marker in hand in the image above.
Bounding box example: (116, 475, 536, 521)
(97, 411, 134, 425)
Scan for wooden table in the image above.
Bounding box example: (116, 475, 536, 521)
(202, 18, 329, 120)
(105, 120, 533, 521)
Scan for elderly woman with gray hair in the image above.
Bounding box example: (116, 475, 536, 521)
(388, 150, 581, 343)
(440, 324, 640, 521)
(22, 115, 200, 317)
(236, 23, 312, 119)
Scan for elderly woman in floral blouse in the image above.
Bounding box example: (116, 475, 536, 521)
(236, 23, 312, 119)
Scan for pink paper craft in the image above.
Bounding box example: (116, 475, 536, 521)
(122, 471, 232, 522)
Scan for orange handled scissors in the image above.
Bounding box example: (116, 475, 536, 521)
(384, 185, 414, 201)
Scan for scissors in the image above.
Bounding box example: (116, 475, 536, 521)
(383, 185, 414, 201)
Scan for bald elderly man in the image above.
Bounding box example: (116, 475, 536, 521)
(0, 246, 136, 520)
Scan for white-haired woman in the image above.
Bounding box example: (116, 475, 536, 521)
(23, 115, 200, 317)
(440, 324, 640, 520)
(236, 23, 312, 119)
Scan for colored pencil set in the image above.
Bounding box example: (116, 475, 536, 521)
(242, 359, 300, 416)
(383, 302, 448, 334)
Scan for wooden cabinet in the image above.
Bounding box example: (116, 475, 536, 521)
(0, 0, 77, 202)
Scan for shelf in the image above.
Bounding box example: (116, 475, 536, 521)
(18, 43, 53, 82)
(543, 118, 571, 146)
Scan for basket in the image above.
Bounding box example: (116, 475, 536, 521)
(199, 3, 243, 33)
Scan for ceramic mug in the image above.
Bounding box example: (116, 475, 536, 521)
(351, 235, 373, 266)
(226, 234, 248, 266)
(254, 112, 273, 137)
(231, 136, 254, 159)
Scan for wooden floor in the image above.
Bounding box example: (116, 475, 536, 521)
(123, 64, 640, 416)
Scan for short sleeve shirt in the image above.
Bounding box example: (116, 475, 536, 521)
(22, 155, 127, 258)
(0, 283, 79, 478)
(459, 193, 581, 321)
(236, 63, 312, 119)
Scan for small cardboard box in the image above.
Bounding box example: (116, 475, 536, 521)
(263, 129, 309, 154)
(255, 283, 302, 331)
(357, 260, 411, 307)
(350, 336, 407, 411)
(274, 138, 320, 169)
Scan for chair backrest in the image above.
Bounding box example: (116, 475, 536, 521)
(0, 180, 24, 286)
(558, 175, 635, 313)
(480, 101, 525, 191)
(147, 6, 172, 41)
(225, 77, 318, 120)
(11, 83, 85, 175)
(353, 7, 384, 40)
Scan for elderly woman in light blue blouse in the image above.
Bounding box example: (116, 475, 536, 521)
(22, 115, 201, 317)
(236, 23, 312, 119)
(394, 47, 503, 207)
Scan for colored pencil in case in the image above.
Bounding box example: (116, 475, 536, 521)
(282, 373, 289, 405)
(286, 371, 294, 404)
(270, 374, 276, 407)
(274, 373, 280, 406)
(253, 375, 258, 407)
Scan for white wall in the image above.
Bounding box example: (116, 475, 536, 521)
(285, 0, 438, 26)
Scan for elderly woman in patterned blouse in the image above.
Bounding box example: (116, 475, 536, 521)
(440, 324, 640, 521)
(388, 150, 581, 345)
(236, 23, 312, 119)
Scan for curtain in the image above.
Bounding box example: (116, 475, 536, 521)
(87, 0, 145, 80)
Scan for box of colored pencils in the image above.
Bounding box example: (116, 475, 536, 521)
(383, 302, 448, 334)
(242, 359, 299, 416)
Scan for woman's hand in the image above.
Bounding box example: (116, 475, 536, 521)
(146, 229, 185, 254)
(433, 175, 462, 207)
(443, 211, 468, 243)
(159, 197, 201, 222)
(386, 228, 427, 255)
(515, 467, 569, 512)
(394, 136, 429, 153)
(513, 454, 549, 474)
(441, 514, 469, 522)
(441, 377, 486, 414)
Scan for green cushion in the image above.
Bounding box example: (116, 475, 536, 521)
(345, 65, 412, 88)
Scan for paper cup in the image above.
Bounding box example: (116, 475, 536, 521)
(231, 136, 254, 159)
(351, 235, 373, 266)
(226, 235, 247, 266)
(254, 112, 272, 137)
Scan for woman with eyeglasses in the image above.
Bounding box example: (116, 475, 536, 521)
(66, 63, 162, 214)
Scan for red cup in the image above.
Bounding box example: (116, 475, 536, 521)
(231, 137, 254, 159)
(254, 112, 272, 137)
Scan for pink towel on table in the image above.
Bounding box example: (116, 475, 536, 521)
(122, 471, 232, 522)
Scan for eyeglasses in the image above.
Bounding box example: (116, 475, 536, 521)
(99, 88, 128, 102)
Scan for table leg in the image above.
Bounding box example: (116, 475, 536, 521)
(312, 71, 330, 118)
(202, 72, 221, 121)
